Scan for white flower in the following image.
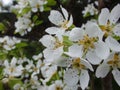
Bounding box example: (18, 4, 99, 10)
(28, 0, 47, 12)
(32, 53, 42, 61)
(48, 6, 73, 30)
(30, 75, 41, 89)
(64, 45, 93, 90)
(3, 57, 24, 77)
(11, 0, 29, 13)
(48, 80, 63, 90)
(0, 36, 21, 51)
(13, 83, 24, 90)
(96, 52, 120, 86)
(40, 35, 63, 63)
(15, 13, 34, 36)
(41, 64, 57, 83)
(64, 68, 91, 90)
(82, 3, 98, 17)
(69, 21, 109, 64)
(2, 0, 13, 6)
(98, 4, 120, 37)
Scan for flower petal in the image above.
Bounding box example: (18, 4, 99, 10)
(113, 24, 120, 36)
(105, 36, 120, 52)
(67, 15, 73, 28)
(39, 35, 55, 48)
(85, 21, 104, 39)
(64, 44, 83, 58)
(43, 47, 63, 63)
(95, 63, 110, 78)
(48, 10, 64, 26)
(98, 8, 109, 25)
(86, 51, 102, 65)
(11, 57, 17, 66)
(54, 56, 72, 67)
(95, 41, 110, 59)
(112, 69, 120, 86)
(45, 27, 64, 35)
(81, 59, 93, 71)
(61, 6, 69, 20)
(109, 4, 120, 24)
(69, 28, 84, 41)
(79, 70, 89, 90)
(64, 69, 79, 86)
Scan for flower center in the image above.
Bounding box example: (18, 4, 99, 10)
(72, 58, 85, 70)
(9, 67, 15, 73)
(107, 53, 120, 68)
(60, 20, 69, 30)
(56, 86, 62, 90)
(78, 35, 98, 52)
(99, 21, 114, 37)
(54, 38, 63, 49)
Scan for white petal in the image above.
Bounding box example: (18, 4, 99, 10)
(64, 69, 79, 86)
(54, 56, 72, 67)
(48, 10, 64, 26)
(32, 8, 38, 12)
(61, 6, 69, 20)
(113, 24, 120, 36)
(11, 57, 17, 66)
(86, 51, 102, 65)
(98, 8, 110, 25)
(39, 35, 55, 48)
(104, 52, 115, 62)
(4, 60, 9, 67)
(45, 27, 64, 35)
(80, 70, 89, 90)
(69, 28, 84, 41)
(105, 36, 120, 52)
(95, 63, 110, 78)
(112, 69, 120, 86)
(86, 21, 103, 39)
(43, 47, 63, 63)
(67, 15, 73, 28)
(95, 41, 110, 59)
(63, 85, 78, 90)
(64, 44, 83, 58)
(109, 4, 120, 24)
(81, 59, 93, 71)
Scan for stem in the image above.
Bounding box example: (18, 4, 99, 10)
(90, 74, 95, 90)
(101, 73, 113, 90)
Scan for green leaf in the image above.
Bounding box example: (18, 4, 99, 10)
(32, 15, 38, 22)
(16, 42, 28, 48)
(8, 78, 23, 89)
(21, 7, 31, 15)
(63, 36, 73, 51)
(0, 81, 3, 90)
(35, 20, 43, 26)
(0, 23, 6, 33)
(112, 35, 120, 40)
(44, 6, 51, 11)
(46, 72, 60, 85)
(0, 51, 7, 60)
(47, 0, 56, 6)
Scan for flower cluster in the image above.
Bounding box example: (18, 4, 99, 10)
(40, 4, 120, 90)
(0, 0, 120, 90)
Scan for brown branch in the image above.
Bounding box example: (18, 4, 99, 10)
(101, 73, 113, 90)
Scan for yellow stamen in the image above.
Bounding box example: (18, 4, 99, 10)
(72, 58, 85, 70)
(107, 53, 120, 68)
(99, 21, 114, 37)
(78, 35, 98, 52)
